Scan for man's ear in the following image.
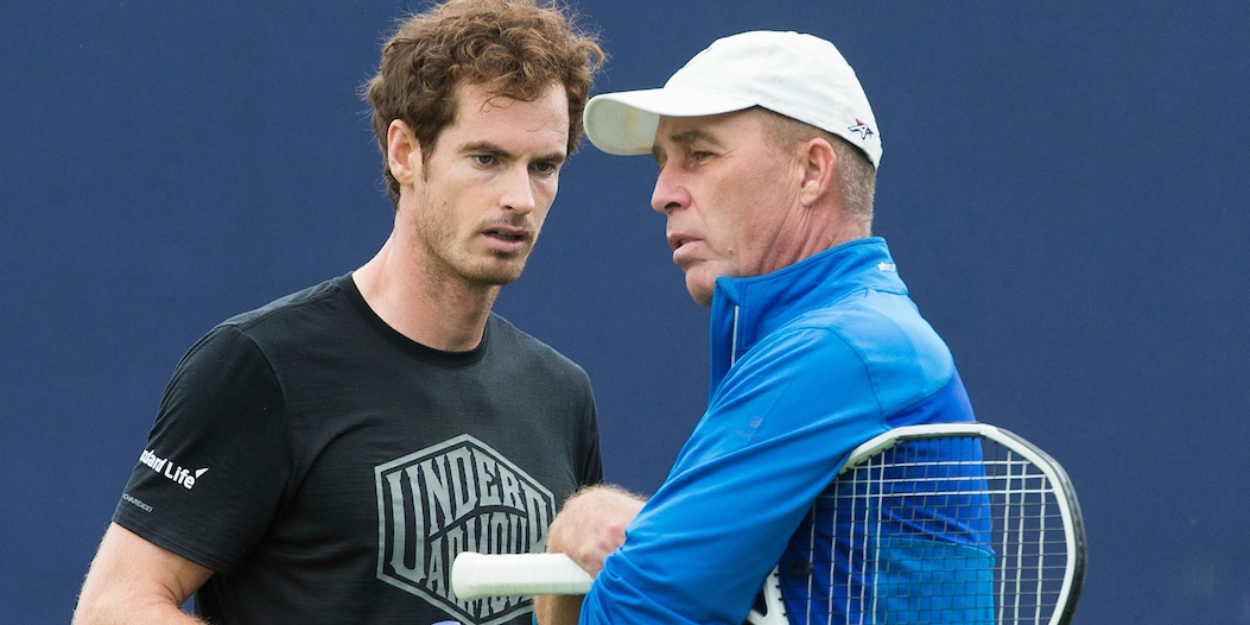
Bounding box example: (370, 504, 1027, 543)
(798, 137, 837, 208)
(386, 119, 422, 186)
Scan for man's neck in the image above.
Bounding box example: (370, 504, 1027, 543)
(764, 201, 870, 276)
(353, 234, 499, 353)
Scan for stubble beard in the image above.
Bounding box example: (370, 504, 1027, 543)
(411, 191, 532, 289)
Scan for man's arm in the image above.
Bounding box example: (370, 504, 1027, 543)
(72, 523, 214, 625)
(576, 330, 897, 624)
(534, 485, 646, 625)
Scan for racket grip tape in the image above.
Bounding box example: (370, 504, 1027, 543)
(451, 552, 593, 600)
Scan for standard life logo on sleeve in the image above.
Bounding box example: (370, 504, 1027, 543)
(139, 449, 209, 490)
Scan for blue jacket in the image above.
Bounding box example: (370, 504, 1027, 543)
(579, 237, 977, 624)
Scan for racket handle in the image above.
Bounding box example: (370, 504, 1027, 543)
(452, 552, 593, 600)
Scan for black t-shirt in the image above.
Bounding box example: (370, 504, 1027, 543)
(113, 274, 602, 625)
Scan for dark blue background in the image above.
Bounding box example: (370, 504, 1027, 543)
(3, 1, 1248, 623)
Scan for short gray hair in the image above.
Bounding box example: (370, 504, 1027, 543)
(757, 108, 876, 231)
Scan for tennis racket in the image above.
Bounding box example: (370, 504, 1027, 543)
(452, 422, 1086, 625)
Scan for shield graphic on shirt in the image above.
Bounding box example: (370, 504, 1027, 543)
(374, 434, 555, 625)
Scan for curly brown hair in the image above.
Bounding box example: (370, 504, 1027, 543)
(364, 0, 605, 209)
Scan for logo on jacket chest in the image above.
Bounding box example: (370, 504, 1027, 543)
(374, 434, 554, 625)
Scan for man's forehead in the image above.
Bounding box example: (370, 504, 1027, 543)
(651, 111, 765, 158)
(455, 82, 568, 118)
(440, 82, 569, 151)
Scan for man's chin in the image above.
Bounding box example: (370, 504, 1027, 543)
(470, 259, 528, 287)
(685, 275, 715, 307)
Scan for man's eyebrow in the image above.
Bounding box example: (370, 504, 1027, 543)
(671, 129, 723, 147)
(462, 141, 566, 164)
(652, 128, 723, 162)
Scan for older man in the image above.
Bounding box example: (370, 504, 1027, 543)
(537, 31, 979, 625)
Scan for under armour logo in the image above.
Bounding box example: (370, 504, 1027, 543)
(375, 435, 555, 625)
(848, 119, 875, 140)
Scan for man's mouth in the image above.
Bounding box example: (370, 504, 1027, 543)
(669, 234, 700, 253)
(485, 228, 528, 242)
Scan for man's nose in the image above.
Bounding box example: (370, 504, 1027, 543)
(651, 166, 689, 214)
(501, 166, 536, 214)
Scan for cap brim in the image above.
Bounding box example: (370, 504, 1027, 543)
(583, 87, 757, 155)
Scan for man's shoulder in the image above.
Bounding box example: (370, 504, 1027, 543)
(787, 288, 945, 353)
(769, 289, 955, 412)
(487, 313, 589, 379)
(167, 275, 356, 380)
(218, 274, 354, 340)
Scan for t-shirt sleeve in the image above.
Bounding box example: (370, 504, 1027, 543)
(579, 395, 604, 488)
(580, 327, 888, 625)
(112, 324, 293, 573)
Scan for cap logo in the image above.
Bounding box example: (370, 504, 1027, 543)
(848, 119, 875, 140)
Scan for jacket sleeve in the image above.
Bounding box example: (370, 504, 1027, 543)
(579, 327, 889, 625)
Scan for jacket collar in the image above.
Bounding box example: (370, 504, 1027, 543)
(708, 237, 907, 396)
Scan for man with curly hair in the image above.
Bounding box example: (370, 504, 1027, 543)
(73, 2, 605, 624)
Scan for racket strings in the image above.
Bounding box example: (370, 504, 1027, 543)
(778, 436, 1070, 625)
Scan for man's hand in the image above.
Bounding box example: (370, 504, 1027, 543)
(536, 485, 646, 625)
(546, 484, 646, 576)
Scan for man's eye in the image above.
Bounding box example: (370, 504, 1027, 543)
(472, 155, 496, 166)
(531, 162, 557, 174)
(680, 151, 710, 169)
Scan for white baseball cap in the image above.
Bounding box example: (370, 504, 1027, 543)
(583, 31, 881, 168)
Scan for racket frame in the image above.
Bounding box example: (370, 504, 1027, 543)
(833, 423, 1087, 625)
